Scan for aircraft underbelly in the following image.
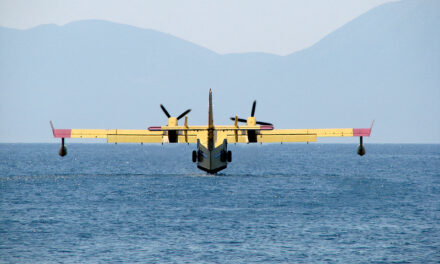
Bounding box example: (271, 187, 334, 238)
(197, 142, 227, 174)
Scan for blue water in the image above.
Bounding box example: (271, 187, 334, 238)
(1, 143, 439, 263)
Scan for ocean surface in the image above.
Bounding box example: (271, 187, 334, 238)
(1, 143, 439, 263)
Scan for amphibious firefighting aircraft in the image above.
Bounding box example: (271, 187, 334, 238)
(51, 89, 373, 173)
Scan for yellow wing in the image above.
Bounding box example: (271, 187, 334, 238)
(220, 125, 373, 143)
(55, 128, 164, 143)
(52, 128, 206, 143)
(50, 122, 204, 144)
(258, 128, 353, 143)
(51, 121, 373, 144)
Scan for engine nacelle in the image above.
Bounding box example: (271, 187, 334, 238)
(167, 130, 178, 143)
(247, 130, 258, 143)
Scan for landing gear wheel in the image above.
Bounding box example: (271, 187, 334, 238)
(220, 151, 226, 162)
(227, 151, 232, 162)
(192, 150, 197, 162)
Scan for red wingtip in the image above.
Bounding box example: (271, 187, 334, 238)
(353, 120, 374, 137)
(260, 125, 274, 130)
(50, 121, 71, 138)
(148, 126, 162, 131)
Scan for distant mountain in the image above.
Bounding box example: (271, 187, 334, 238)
(1, 0, 439, 143)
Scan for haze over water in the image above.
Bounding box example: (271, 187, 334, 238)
(1, 143, 439, 263)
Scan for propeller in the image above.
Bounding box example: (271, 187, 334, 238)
(251, 100, 256, 117)
(235, 118, 248, 123)
(160, 104, 171, 118)
(160, 104, 191, 120)
(255, 120, 273, 126)
(230, 100, 273, 126)
(177, 109, 191, 120)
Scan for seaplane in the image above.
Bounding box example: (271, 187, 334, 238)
(50, 89, 373, 174)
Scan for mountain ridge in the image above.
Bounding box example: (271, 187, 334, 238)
(0, 0, 438, 143)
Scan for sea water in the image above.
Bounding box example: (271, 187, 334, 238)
(1, 143, 439, 263)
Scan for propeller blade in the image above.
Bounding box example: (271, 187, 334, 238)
(177, 109, 191, 120)
(230, 117, 247, 123)
(256, 121, 273, 126)
(251, 100, 256, 117)
(160, 104, 171, 118)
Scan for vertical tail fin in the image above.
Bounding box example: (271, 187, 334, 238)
(208, 89, 214, 150)
(208, 88, 213, 128)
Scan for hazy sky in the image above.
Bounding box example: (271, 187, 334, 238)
(0, 0, 398, 55)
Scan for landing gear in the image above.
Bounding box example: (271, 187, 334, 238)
(192, 150, 204, 162)
(220, 150, 232, 162)
(192, 150, 197, 162)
